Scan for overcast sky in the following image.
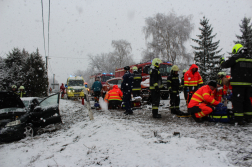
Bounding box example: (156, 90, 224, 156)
(1, 0, 252, 84)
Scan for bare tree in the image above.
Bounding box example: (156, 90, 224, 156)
(142, 12, 194, 64)
(111, 40, 132, 67)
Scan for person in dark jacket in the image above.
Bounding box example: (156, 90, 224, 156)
(220, 44, 252, 124)
(181, 69, 187, 101)
(132, 66, 142, 97)
(11, 85, 18, 95)
(150, 58, 163, 118)
(91, 77, 102, 104)
(121, 66, 133, 115)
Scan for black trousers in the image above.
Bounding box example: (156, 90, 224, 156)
(132, 90, 141, 97)
(108, 100, 122, 109)
(123, 91, 132, 112)
(94, 91, 101, 102)
(232, 86, 252, 121)
(170, 93, 180, 112)
(151, 89, 160, 115)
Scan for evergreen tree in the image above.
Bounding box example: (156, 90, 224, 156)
(191, 16, 224, 82)
(4, 48, 28, 89)
(25, 48, 48, 97)
(234, 17, 252, 55)
(1, 48, 48, 96)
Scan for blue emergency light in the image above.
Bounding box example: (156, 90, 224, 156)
(103, 73, 106, 74)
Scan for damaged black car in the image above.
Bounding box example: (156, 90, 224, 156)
(0, 92, 62, 142)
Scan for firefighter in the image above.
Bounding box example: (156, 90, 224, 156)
(11, 85, 18, 95)
(107, 85, 123, 109)
(150, 58, 163, 118)
(18, 86, 27, 98)
(167, 65, 186, 116)
(132, 66, 142, 97)
(220, 44, 252, 124)
(91, 77, 102, 105)
(121, 66, 133, 115)
(181, 69, 187, 100)
(184, 64, 203, 105)
(188, 81, 223, 122)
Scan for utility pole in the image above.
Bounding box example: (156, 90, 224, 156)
(46, 56, 48, 72)
(53, 74, 55, 89)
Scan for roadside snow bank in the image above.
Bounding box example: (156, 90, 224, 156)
(0, 113, 232, 167)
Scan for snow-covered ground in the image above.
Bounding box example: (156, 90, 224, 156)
(0, 94, 252, 167)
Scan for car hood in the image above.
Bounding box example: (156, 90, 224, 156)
(67, 86, 85, 89)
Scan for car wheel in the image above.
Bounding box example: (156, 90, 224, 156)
(23, 126, 34, 138)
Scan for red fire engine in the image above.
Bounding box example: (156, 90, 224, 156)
(89, 73, 115, 87)
(115, 61, 172, 99)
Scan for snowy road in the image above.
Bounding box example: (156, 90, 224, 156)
(0, 95, 252, 167)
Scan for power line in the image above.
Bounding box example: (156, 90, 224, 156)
(40, 0, 46, 58)
(48, 0, 50, 58)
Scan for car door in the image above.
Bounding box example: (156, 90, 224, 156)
(29, 93, 61, 127)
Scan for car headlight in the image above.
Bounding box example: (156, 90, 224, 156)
(72, 90, 75, 92)
(6, 120, 21, 127)
(68, 90, 71, 93)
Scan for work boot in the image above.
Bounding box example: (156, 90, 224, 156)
(191, 113, 203, 123)
(175, 109, 191, 117)
(244, 117, 252, 123)
(170, 108, 175, 114)
(124, 111, 133, 115)
(153, 114, 162, 118)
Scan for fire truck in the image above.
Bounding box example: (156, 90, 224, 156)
(115, 61, 173, 99)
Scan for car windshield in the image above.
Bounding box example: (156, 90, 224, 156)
(40, 94, 59, 108)
(159, 64, 172, 76)
(117, 80, 122, 85)
(68, 80, 84, 86)
(102, 76, 115, 82)
(22, 100, 29, 107)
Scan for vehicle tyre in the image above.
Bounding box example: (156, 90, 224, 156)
(23, 125, 35, 138)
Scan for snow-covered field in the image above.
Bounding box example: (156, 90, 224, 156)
(0, 94, 252, 167)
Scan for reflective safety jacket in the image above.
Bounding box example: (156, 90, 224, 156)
(188, 85, 219, 108)
(149, 67, 163, 90)
(18, 91, 26, 98)
(184, 64, 203, 91)
(221, 51, 252, 87)
(132, 71, 142, 91)
(107, 85, 123, 101)
(167, 72, 180, 93)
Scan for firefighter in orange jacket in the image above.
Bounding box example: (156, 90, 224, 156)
(188, 81, 223, 122)
(184, 64, 203, 105)
(107, 85, 123, 109)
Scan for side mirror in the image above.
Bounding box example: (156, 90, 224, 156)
(33, 106, 41, 112)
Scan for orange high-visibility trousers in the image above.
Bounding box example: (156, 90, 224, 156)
(189, 103, 214, 118)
